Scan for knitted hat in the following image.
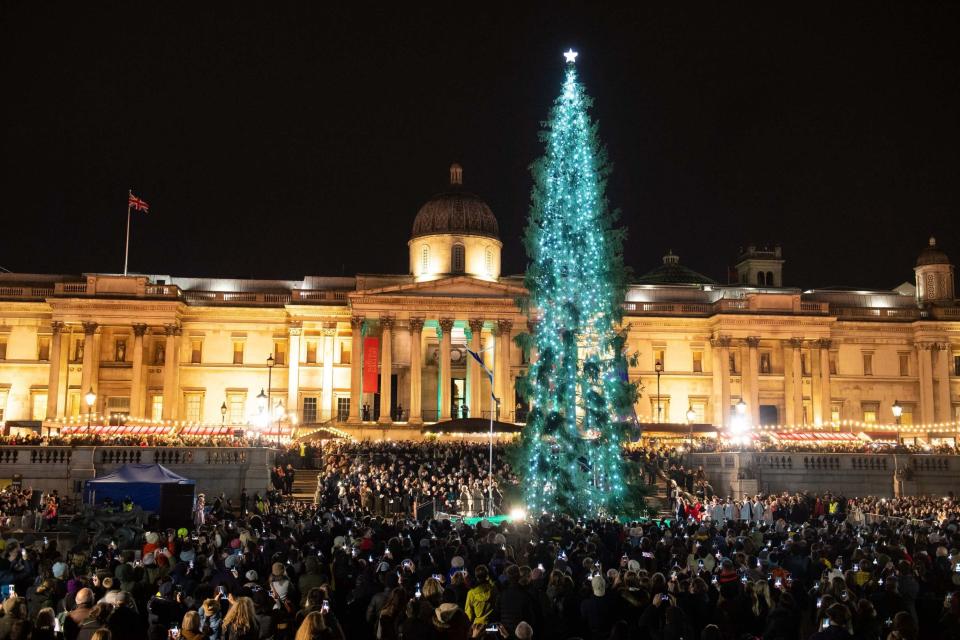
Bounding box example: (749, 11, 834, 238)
(159, 582, 175, 598)
(451, 556, 465, 569)
(52, 562, 68, 579)
(494, 534, 506, 545)
(224, 555, 240, 570)
(180, 550, 196, 564)
(145, 532, 159, 545)
(627, 559, 641, 572)
(245, 570, 258, 582)
(229, 538, 241, 549)
(143, 552, 156, 566)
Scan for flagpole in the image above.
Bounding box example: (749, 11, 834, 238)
(123, 189, 132, 276)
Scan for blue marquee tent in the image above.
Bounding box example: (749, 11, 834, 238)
(85, 464, 195, 511)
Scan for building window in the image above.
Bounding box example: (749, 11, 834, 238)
(862, 402, 878, 424)
(829, 351, 838, 375)
(336, 397, 350, 422)
(901, 354, 911, 377)
(0, 390, 7, 422)
(273, 341, 286, 366)
(759, 352, 771, 374)
(72, 338, 83, 362)
(654, 348, 665, 371)
(485, 247, 493, 275)
(830, 402, 842, 423)
(31, 392, 48, 421)
(233, 341, 244, 365)
(306, 341, 318, 364)
(801, 353, 809, 376)
(0, 338, 7, 360)
(692, 351, 703, 373)
(302, 397, 318, 424)
(757, 272, 766, 286)
(38, 336, 51, 361)
(114, 339, 126, 363)
(899, 405, 914, 425)
(862, 353, 873, 376)
(190, 339, 202, 364)
(150, 395, 163, 421)
(451, 243, 465, 274)
(184, 393, 203, 422)
(421, 245, 430, 272)
(228, 393, 246, 424)
(340, 340, 351, 364)
(650, 397, 669, 422)
(690, 400, 706, 423)
(107, 397, 130, 424)
(728, 353, 737, 374)
(955, 355, 960, 377)
(153, 341, 165, 365)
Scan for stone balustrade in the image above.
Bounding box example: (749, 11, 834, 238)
(687, 452, 960, 499)
(0, 447, 273, 502)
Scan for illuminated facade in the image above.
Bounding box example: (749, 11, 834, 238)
(0, 166, 957, 436)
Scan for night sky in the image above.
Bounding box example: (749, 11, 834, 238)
(2, 3, 958, 290)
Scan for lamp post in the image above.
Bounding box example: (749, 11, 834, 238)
(84, 388, 96, 433)
(892, 399, 903, 444)
(220, 401, 227, 426)
(256, 389, 268, 442)
(654, 360, 663, 423)
(266, 354, 275, 446)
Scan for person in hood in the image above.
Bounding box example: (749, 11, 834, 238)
(464, 564, 496, 625)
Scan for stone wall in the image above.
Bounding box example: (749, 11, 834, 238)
(0, 447, 274, 501)
(686, 452, 957, 499)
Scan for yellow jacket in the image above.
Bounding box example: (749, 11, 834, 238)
(465, 581, 496, 624)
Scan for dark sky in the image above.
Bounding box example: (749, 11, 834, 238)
(2, 3, 958, 289)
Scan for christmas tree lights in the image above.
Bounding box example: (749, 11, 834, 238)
(520, 51, 639, 517)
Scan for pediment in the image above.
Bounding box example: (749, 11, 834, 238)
(352, 276, 527, 300)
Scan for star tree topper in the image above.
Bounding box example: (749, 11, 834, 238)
(563, 48, 578, 64)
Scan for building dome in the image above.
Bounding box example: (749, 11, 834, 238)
(635, 251, 718, 285)
(411, 164, 499, 240)
(916, 236, 950, 266)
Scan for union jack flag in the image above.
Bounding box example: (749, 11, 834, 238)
(128, 193, 149, 213)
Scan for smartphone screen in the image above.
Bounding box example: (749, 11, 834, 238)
(321, 600, 329, 614)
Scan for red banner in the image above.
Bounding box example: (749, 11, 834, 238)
(363, 337, 380, 394)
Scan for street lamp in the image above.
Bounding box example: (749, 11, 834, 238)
(266, 354, 275, 446)
(892, 399, 903, 444)
(256, 389, 268, 429)
(686, 406, 696, 454)
(220, 401, 227, 426)
(654, 360, 663, 423)
(84, 388, 96, 433)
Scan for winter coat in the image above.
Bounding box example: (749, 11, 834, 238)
(464, 580, 496, 624)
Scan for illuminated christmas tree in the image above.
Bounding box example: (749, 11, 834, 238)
(520, 50, 639, 517)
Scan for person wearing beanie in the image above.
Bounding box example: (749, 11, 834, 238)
(580, 575, 613, 640)
(147, 582, 187, 640)
(0, 597, 31, 640)
(464, 564, 496, 625)
(497, 565, 537, 637)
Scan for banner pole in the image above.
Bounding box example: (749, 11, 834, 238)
(123, 189, 132, 276)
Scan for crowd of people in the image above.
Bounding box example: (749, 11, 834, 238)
(676, 440, 960, 455)
(0, 434, 263, 448)
(0, 440, 957, 640)
(313, 441, 521, 518)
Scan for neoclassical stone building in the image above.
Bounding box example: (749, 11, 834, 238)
(0, 164, 957, 438)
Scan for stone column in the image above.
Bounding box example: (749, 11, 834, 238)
(162, 323, 181, 420)
(710, 337, 730, 427)
(130, 324, 148, 418)
(935, 342, 953, 422)
(408, 318, 424, 425)
(810, 339, 824, 424)
(468, 319, 484, 419)
(438, 319, 454, 420)
(287, 323, 302, 421)
(745, 337, 760, 425)
(917, 342, 935, 424)
(788, 338, 804, 424)
(782, 339, 795, 426)
(497, 319, 514, 421)
(45, 321, 64, 419)
(377, 317, 394, 425)
(819, 339, 833, 424)
(80, 321, 98, 398)
(348, 317, 363, 423)
(321, 325, 336, 422)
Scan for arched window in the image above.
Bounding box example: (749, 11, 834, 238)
(421, 245, 430, 273)
(485, 247, 493, 275)
(767, 271, 775, 286)
(757, 272, 766, 286)
(452, 243, 465, 274)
